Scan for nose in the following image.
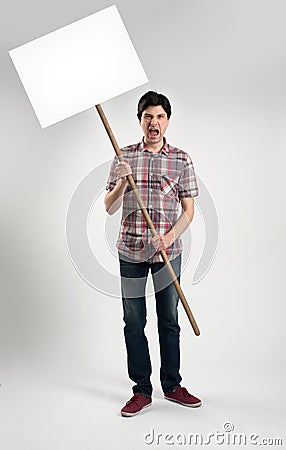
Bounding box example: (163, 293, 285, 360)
(150, 116, 158, 125)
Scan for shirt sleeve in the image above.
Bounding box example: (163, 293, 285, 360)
(106, 155, 118, 191)
(178, 154, 199, 198)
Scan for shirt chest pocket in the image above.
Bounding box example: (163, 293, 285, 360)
(160, 175, 180, 200)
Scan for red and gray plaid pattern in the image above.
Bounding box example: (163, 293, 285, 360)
(106, 138, 199, 262)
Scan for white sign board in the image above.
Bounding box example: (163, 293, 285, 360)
(9, 5, 148, 128)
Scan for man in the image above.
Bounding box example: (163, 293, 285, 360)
(105, 91, 201, 417)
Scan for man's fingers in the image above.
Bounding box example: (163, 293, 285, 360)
(115, 160, 132, 178)
(150, 233, 165, 251)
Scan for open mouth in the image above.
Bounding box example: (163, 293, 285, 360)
(149, 128, 159, 137)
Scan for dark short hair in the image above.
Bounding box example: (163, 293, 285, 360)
(137, 91, 172, 120)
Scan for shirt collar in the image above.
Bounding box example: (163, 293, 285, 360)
(140, 137, 169, 155)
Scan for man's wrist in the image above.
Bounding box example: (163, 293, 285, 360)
(117, 177, 128, 187)
(167, 229, 175, 245)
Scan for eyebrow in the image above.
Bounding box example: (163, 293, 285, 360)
(143, 112, 166, 117)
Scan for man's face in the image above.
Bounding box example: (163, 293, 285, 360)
(139, 105, 169, 146)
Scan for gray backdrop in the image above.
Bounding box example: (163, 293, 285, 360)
(1, 1, 285, 449)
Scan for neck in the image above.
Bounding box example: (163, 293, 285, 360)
(144, 137, 165, 153)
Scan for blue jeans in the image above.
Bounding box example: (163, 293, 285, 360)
(119, 253, 182, 397)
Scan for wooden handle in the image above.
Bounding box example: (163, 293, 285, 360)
(95, 104, 200, 336)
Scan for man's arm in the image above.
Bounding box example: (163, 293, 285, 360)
(104, 160, 132, 215)
(151, 197, 195, 251)
(105, 178, 128, 215)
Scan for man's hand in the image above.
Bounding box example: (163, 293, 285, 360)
(150, 231, 175, 252)
(115, 160, 132, 179)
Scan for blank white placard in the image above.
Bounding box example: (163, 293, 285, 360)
(9, 5, 148, 128)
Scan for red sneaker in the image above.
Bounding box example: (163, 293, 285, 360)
(121, 393, 152, 417)
(164, 386, 202, 407)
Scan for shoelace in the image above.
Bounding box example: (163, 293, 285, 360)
(181, 387, 192, 398)
(126, 394, 142, 406)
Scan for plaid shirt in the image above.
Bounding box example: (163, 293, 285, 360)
(106, 138, 199, 262)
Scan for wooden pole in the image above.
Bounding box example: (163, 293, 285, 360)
(96, 104, 200, 336)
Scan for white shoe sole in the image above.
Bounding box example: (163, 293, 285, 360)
(164, 396, 202, 407)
